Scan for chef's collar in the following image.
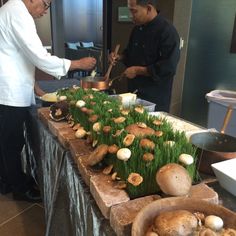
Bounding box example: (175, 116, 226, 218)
(140, 14, 160, 29)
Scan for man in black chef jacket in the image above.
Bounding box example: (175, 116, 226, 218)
(111, 0, 180, 112)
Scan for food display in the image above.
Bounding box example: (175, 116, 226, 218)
(147, 210, 236, 236)
(50, 86, 199, 199)
(132, 198, 236, 236)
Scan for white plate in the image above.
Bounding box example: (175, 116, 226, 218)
(211, 158, 236, 196)
(40, 92, 58, 102)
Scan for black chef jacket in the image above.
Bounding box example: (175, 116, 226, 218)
(123, 14, 180, 112)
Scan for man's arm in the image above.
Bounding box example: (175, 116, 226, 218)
(34, 82, 46, 97)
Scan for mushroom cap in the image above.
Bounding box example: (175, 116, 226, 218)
(49, 101, 69, 121)
(204, 215, 224, 231)
(86, 144, 108, 166)
(153, 210, 198, 236)
(117, 148, 131, 161)
(156, 163, 192, 196)
(125, 124, 155, 137)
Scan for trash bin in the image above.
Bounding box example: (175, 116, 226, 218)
(206, 90, 236, 137)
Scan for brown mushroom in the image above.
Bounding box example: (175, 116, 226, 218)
(127, 173, 143, 186)
(156, 163, 192, 196)
(102, 165, 113, 175)
(112, 129, 124, 137)
(103, 126, 112, 134)
(199, 228, 217, 236)
(113, 116, 126, 124)
(88, 114, 99, 123)
(72, 123, 81, 131)
(153, 119, 163, 126)
(108, 144, 119, 154)
(134, 106, 144, 113)
(153, 210, 198, 236)
(125, 124, 155, 137)
(155, 131, 163, 137)
(86, 144, 108, 166)
(222, 229, 236, 236)
(123, 134, 135, 147)
(136, 122, 147, 128)
(143, 153, 154, 162)
(140, 138, 155, 150)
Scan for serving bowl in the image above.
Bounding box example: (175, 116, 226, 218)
(132, 197, 236, 236)
(211, 158, 236, 196)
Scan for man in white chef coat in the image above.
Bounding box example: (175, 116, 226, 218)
(0, 0, 96, 202)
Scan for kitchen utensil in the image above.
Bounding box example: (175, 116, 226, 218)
(190, 131, 236, 175)
(190, 94, 236, 175)
(80, 44, 120, 90)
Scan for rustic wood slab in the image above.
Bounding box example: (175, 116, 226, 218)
(110, 195, 161, 236)
(90, 174, 130, 219)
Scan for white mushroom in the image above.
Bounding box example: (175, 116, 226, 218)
(93, 122, 101, 132)
(76, 100, 86, 108)
(204, 215, 224, 231)
(179, 154, 194, 166)
(59, 95, 67, 101)
(117, 148, 131, 161)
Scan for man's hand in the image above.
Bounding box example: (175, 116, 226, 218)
(70, 57, 97, 71)
(124, 66, 149, 79)
(108, 52, 122, 66)
(123, 66, 138, 79)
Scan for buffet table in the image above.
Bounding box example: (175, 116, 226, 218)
(24, 79, 236, 236)
(26, 105, 116, 236)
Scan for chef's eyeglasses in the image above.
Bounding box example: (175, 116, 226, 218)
(42, 0, 51, 10)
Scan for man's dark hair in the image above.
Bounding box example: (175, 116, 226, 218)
(136, 0, 158, 8)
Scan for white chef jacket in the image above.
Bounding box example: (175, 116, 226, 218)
(0, 0, 71, 107)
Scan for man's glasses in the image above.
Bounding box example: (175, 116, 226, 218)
(42, 0, 51, 10)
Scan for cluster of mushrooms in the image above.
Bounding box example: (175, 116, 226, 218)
(50, 86, 198, 198)
(146, 210, 236, 236)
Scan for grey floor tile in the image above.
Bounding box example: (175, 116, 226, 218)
(0, 204, 45, 236)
